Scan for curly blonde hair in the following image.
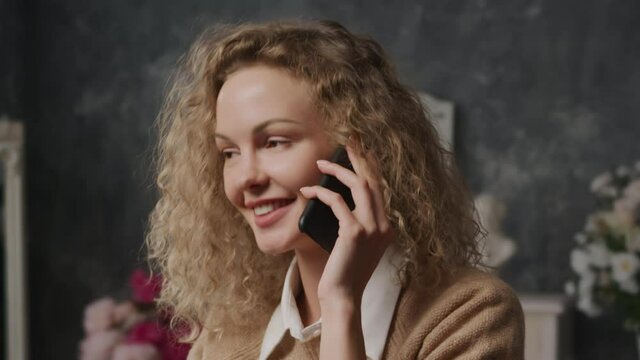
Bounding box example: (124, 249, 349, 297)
(146, 20, 482, 341)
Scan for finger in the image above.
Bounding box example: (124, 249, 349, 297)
(299, 185, 371, 235)
(315, 160, 377, 230)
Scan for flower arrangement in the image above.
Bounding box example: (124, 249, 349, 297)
(566, 161, 640, 330)
(79, 269, 190, 360)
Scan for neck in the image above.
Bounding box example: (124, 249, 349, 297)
(294, 245, 329, 326)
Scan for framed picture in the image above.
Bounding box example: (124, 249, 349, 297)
(0, 117, 27, 360)
(418, 92, 455, 152)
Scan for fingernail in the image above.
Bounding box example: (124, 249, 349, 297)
(317, 159, 329, 165)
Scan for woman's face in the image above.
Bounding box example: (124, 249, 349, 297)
(215, 64, 335, 254)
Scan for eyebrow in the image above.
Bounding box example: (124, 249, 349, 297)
(214, 118, 303, 141)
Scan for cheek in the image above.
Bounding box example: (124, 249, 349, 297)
(222, 169, 241, 206)
(275, 161, 323, 189)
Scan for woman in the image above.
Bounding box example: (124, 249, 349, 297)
(146, 20, 524, 359)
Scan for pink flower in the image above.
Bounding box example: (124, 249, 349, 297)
(129, 269, 162, 304)
(127, 320, 165, 346)
(114, 301, 136, 323)
(159, 338, 191, 360)
(83, 297, 117, 334)
(159, 325, 191, 360)
(114, 300, 146, 328)
(79, 330, 124, 360)
(126, 320, 190, 360)
(112, 343, 161, 360)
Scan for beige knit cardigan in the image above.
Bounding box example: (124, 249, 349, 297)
(187, 267, 525, 359)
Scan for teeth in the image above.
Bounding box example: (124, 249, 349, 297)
(254, 200, 290, 216)
(254, 204, 275, 216)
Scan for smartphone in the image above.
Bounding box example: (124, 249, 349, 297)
(298, 147, 355, 252)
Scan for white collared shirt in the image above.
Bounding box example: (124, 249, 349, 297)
(259, 246, 404, 360)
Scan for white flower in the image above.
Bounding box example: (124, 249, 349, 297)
(611, 253, 640, 283)
(619, 278, 640, 294)
(616, 166, 631, 177)
(575, 270, 602, 317)
(585, 214, 603, 233)
(601, 186, 619, 198)
(574, 233, 587, 244)
(578, 271, 596, 296)
(577, 295, 602, 317)
(597, 270, 612, 287)
(113, 301, 145, 329)
(564, 281, 576, 296)
(112, 344, 161, 360)
(79, 330, 124, 360)
(627, 230, 640, 252)
(624, 180, 640, 202)
(590, 171, 613, 193)
(571, 248, 591, 275)
(598, 211, 627, 231)
(587, 243, 610, 268)
(614, 197, 638, 229)
(83, 297, 117, 335)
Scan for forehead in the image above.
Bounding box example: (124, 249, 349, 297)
(215, 65, 322, 135)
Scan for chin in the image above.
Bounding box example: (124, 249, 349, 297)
(255, 241, 290, 255)
(253, 229, 300, 255)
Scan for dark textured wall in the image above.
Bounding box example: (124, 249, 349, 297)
(2, 0, 638, 358)
(0, 0, 25, 117)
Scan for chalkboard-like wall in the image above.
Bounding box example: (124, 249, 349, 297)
(0, 0, 25, 117)
(1, 0, 639, 358)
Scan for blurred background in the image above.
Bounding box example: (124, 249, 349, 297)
(1, 0, 639, 358)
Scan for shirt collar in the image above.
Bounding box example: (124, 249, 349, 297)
(259, 245, 404, 360)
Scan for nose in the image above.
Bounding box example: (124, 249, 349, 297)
(237, 153, 269, 192)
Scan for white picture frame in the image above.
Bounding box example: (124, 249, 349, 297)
(0, 117, 27, 360)
(418, 92, 455, 151)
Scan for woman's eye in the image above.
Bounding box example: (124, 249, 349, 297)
(221, 150, 238, 159)
(265, 139, 290, 148)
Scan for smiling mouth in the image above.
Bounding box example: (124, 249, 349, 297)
(253, 199, 295, 216)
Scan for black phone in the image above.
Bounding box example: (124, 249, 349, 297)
(298, 147, 355, 252)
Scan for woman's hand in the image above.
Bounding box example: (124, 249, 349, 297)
(300, 144, 393, 303)
(299, 144, 394, 358)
